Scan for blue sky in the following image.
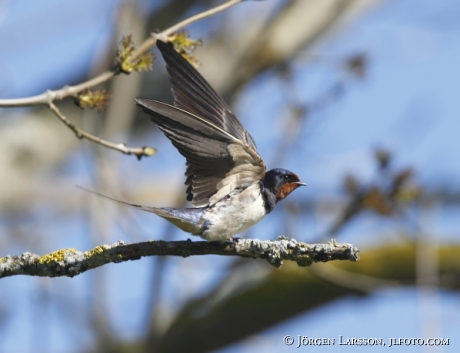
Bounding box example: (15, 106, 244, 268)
(1, 0, 459, 352)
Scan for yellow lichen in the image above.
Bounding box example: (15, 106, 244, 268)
(83, 245, 121, 266)
(297, 242, 311, 249)
(83, 245, 108, 258)
(38, 248, 77, 265)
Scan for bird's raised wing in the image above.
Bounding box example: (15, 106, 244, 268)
(136, 40, 266, 207)
(136, 99, 265, 207)
(156, 40, 258, 151)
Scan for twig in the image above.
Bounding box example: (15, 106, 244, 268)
(135, 0, 243, 59)
(0, 72, 116, 107)
(161, 0, 242, 37)
(0, 237, 359, 278)
(49, 102, 156, 159)
(0, 0, 243, 159)
(0, 0, 243, 107)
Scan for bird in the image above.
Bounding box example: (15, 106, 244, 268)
(85, 40, 306, 242)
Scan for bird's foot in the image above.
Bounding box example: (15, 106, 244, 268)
(227, 237, 241, 245)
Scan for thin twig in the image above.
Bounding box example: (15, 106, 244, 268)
(0, 0, 243, 107)
(0, 0, 243, 158)
(0, 73, 116, 107)
(49, 102, 156, 159)
(162, 0, 242, 37)
(0, 238, 359, 278)
(133, 0, 243, 60)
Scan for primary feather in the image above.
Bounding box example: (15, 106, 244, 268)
(136, 40, 266, 208)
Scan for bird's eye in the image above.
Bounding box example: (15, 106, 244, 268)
(283, 175, 290, 180)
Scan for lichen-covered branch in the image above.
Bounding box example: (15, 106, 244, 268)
(0, 237, 359, 278)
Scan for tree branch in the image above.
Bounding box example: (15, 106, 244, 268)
(49, 102, 156, 159)
(0, 0, 243, 157)
(0, 0, 242, 107)
(160, 0, 242, 38)
(0, 237, 359, 278)
(0, 72, 117, 107)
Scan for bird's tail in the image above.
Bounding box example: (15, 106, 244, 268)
(77, 185, 166, 214)
(76, 186, 204, 234)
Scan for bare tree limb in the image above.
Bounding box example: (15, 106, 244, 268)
(0, 238, 359, 278)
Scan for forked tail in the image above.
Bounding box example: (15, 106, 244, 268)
(76, 186, 205, 235)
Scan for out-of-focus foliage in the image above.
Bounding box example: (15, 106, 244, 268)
(75, 89, 111, 111)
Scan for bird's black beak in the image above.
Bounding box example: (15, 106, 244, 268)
(293, 181, 307, 186)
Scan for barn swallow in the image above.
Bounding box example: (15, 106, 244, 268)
(86, 40, 306, 242)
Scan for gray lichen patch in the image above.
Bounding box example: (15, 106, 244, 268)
(234, 237, 359, 268)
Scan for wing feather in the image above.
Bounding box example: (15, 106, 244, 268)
(136, 41, 266, 206)
(156, 40, 258, 150)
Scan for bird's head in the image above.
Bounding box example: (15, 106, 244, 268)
(262, 168, 307, 201)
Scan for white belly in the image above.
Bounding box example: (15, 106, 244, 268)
(200, 183, 266, 242)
